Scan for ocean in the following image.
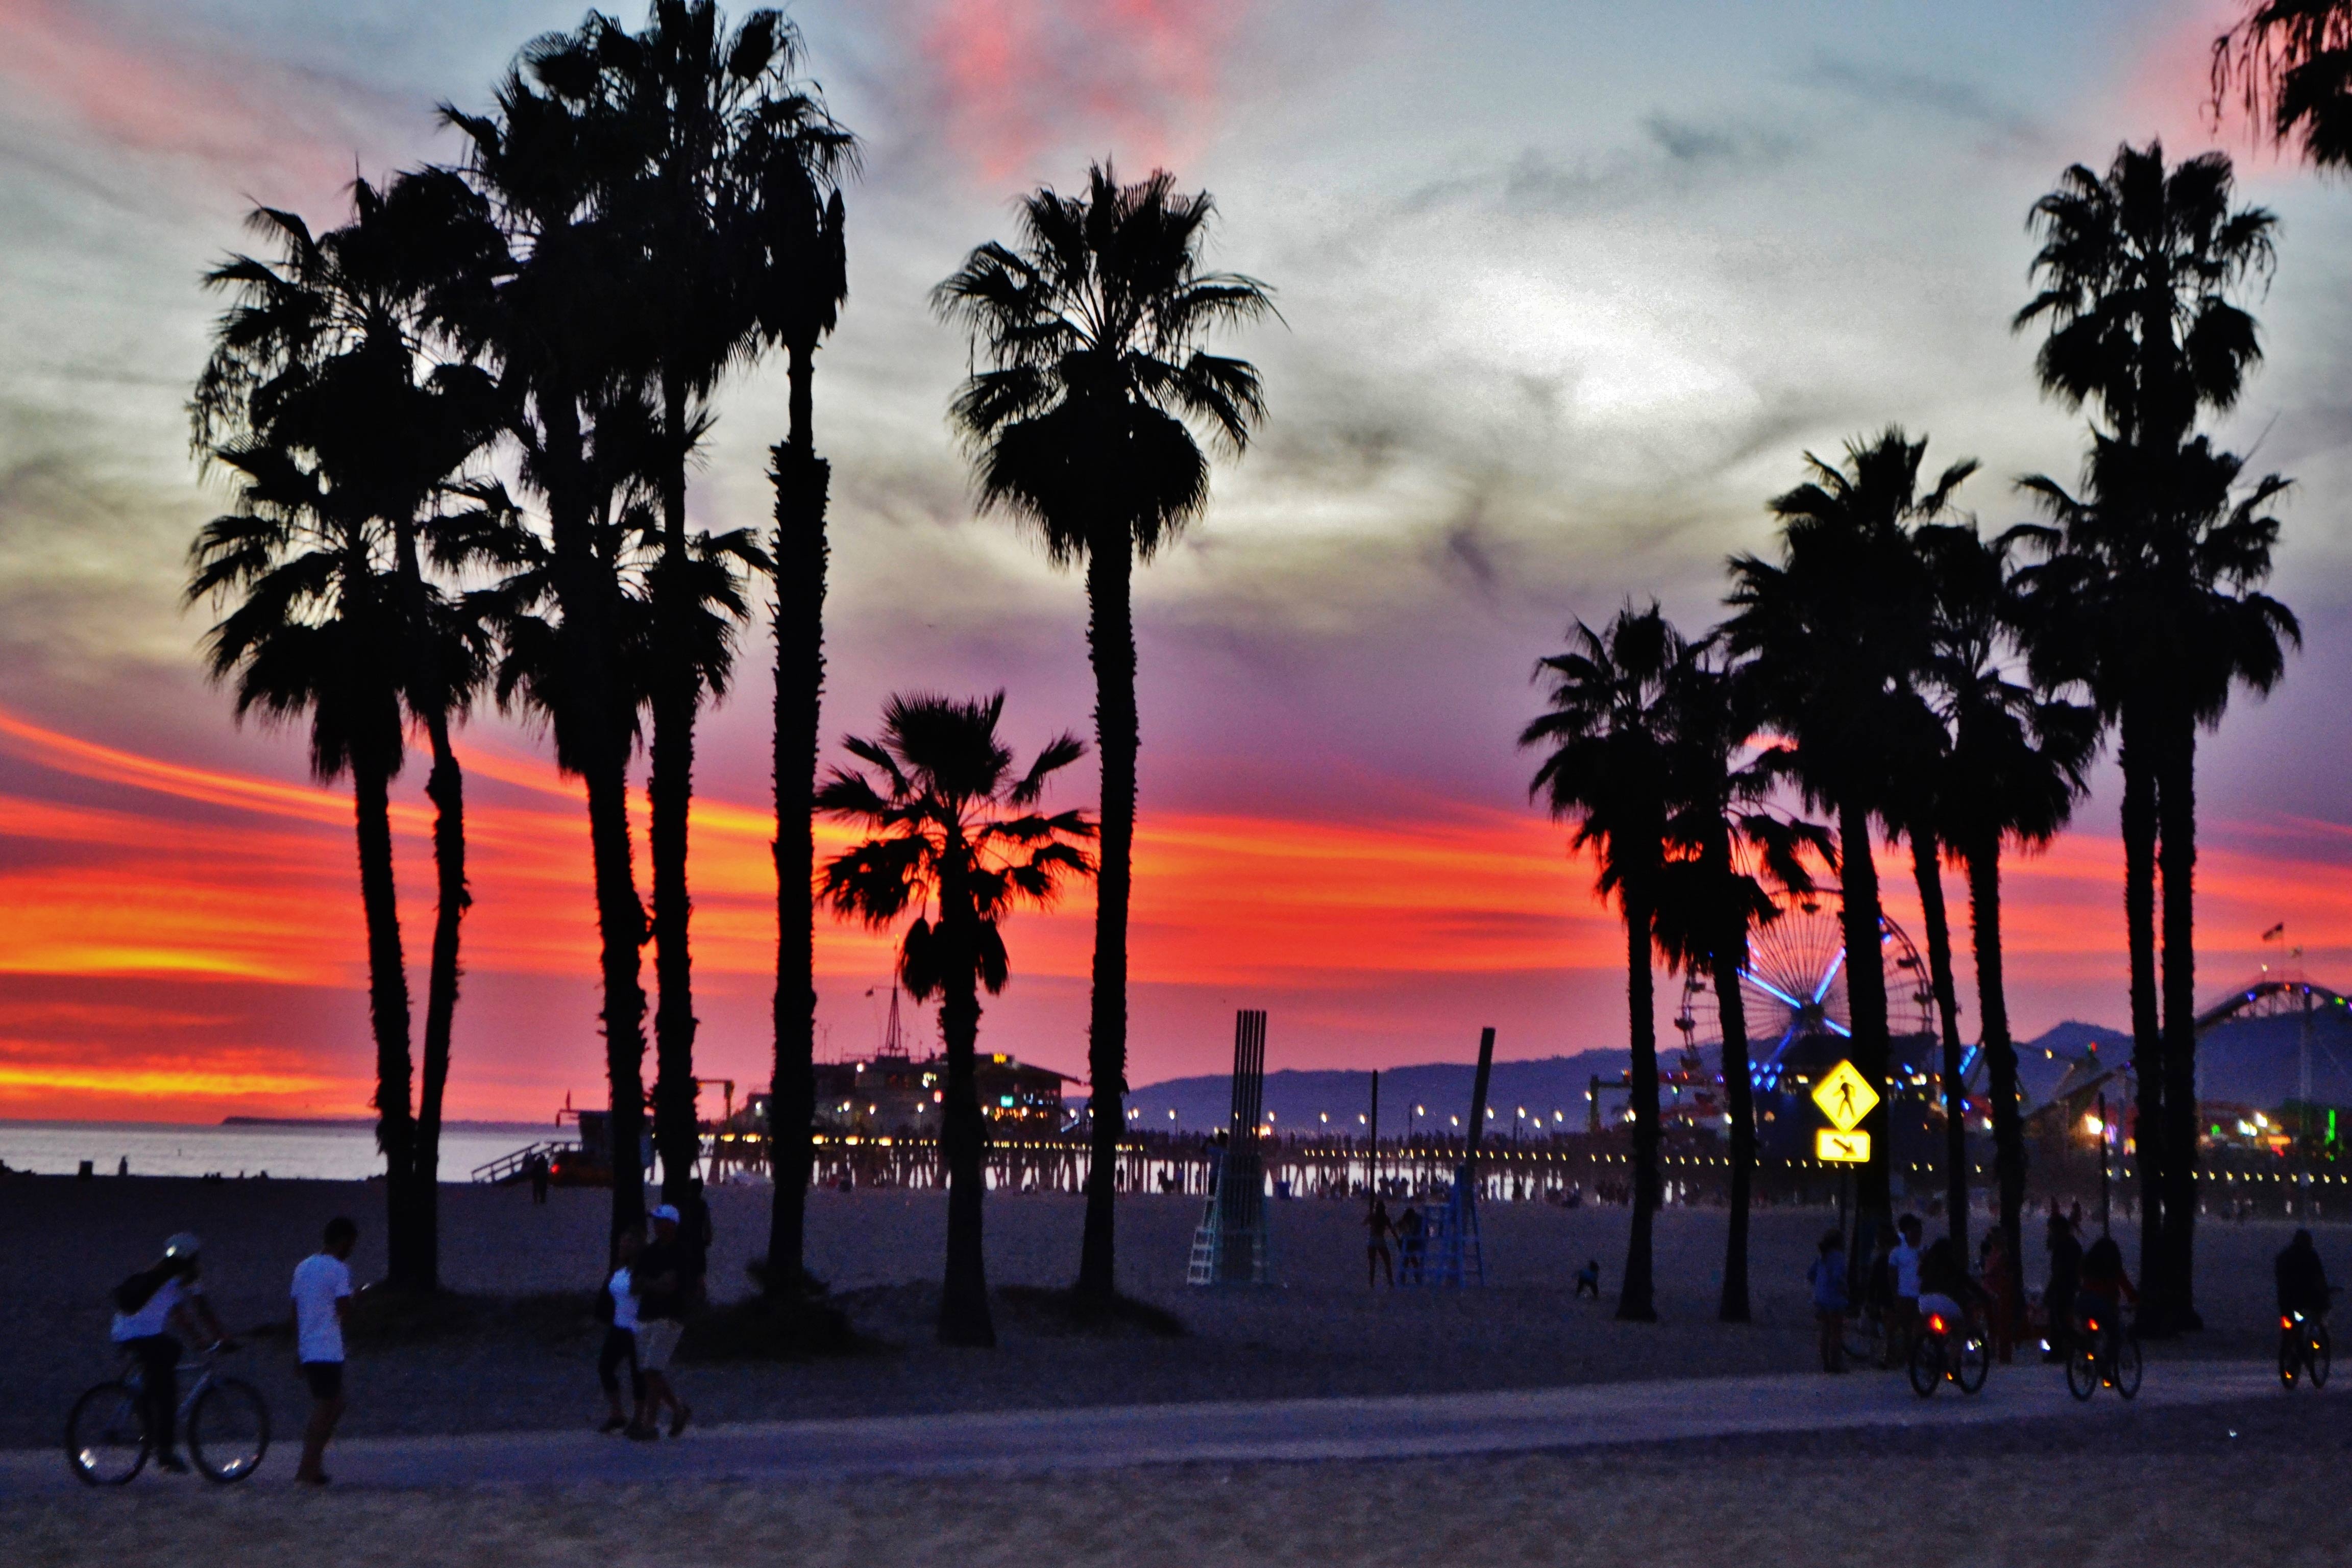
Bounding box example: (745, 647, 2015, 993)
(0, 1120, 558, 1182)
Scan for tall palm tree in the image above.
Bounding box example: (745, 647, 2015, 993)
(934, 164, 1272, 1307)
(1915, 520, 2096, 1311)
(187, 372, 416, 1281)
(1723, 430, 1962, 1262)
(2018, 435, 2295, 1324)
(2214, 3, 2352, 168)
(1651, 643, 1827, 1322)
(1524, 605, 1684, 1322)
(2015, 142, 2278, 1326)
(566, 2, 831, 1209)
(747, 58, 853, 1297)
(436, 41, 667, 1244)
(818, 694, 1093, 1345)
(193, 188, 500, 1291)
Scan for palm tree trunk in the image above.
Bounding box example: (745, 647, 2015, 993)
(2158, 705, 2202, 1330)
(1075, 538, 1136, 1307)
(766, 341, 827, 1293)
(413, 710, 470, 1296)
(2120, 701, 2167, 1328)
(351, 750, 420, 1287)
(1964, 832, 2027, 1326)
(1713, 856, 1754, 1322)
(938, 908, 995, 1346)
(1908, 828, 1970, 1260)
(547, 393, 650, 1246)
(650, 369, 701, 1207)
(1618, 863, 1659, 1323)
(1837, 795, 1895, 1260)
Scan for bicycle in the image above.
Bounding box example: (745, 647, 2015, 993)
(1907, 1304, 1991, 1398)
(2065, 1305, 2142, 1402)
(2279, 1307, 2332, 1391)
(65, 1342, 270, 1485)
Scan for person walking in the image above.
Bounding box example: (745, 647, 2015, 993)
(1365, 1195, 1394, 1287)
(634, 1205, 694, 1437)
(598, 1228, 649, 1437)
(290, 1216, 356, 1485)
(1395, 1202, 1426, 1284)
(1979, 1229, 2018, 1365)
(1808, 1229, 1849, 1373)
(528, 1152, 551, 1206)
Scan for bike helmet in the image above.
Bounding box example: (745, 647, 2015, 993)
(163, 1232, 201, 1259)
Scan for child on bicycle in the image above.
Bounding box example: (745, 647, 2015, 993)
(2076, 1233, 2137, 1352)
(109, 1232, 232, 1474)
(1914, 1235, 1987, 1341)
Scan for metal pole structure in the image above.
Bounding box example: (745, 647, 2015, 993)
(1369, 1069, 1380, 1195)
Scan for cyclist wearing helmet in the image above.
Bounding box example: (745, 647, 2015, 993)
(110, 1233, 231, 1473)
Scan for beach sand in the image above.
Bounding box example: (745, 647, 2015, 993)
(6, 1174, 2322, 1453)
(7, 1393, 2343, 1567)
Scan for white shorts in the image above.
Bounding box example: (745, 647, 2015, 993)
(635, 1318, 683, 1373)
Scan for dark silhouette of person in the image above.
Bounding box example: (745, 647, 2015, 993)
(2277, 1227, 2331, 1321)
(2044, 1211, 2082, 1362)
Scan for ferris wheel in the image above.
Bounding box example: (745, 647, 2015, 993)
(1672, 884, 1935, 1093)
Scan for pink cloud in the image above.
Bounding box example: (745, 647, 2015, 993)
(917, 0, 1253, 180)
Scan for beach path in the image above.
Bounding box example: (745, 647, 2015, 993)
(4, 1360, 2277, 1495)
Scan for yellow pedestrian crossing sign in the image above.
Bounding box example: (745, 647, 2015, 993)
(1816, 1129, 1871, 1163)
(1811, 1059, 1878, 1133)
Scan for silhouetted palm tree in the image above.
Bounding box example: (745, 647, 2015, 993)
(561, 2, 837, 1210)
(1914, 520, 2096, 1310)
(2018, 435, 2295, 1325)
(437, 42, 668, 1243)
(1524, 605, 1684, 1322)
(1724, 430, 1962, 1262)
(1651, 642, 1827, 1322)
(746, 52, 854, 1297)
(818, 694, 1093, 1345)
(193, 187, 500, 1291)
(2015, 142, 2280, 1326)
(935, 164, 1272, 1307)
(2214, 3, 2352, 168)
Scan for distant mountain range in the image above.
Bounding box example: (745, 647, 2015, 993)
(1124, 1016, 2352, 1133)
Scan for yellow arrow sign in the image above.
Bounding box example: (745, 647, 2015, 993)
(1816, 1128, 1871, 1163)
(1811, 1059, 1879, 1133)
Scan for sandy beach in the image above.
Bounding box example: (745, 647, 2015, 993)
(6, 1174, 2330, 1453)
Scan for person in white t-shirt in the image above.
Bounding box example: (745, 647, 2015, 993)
(598, 1228, 649, 1437)
(289, 1216, 357, 1485)
(109, 1232, 231, 1474)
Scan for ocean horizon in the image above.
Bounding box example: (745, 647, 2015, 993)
(0, 1118, 559, 1183)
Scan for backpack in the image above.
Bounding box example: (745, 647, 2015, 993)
(114, 1265, 168, 1316)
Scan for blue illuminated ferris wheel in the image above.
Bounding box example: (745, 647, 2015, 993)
(1672, 885, 1934, 1093)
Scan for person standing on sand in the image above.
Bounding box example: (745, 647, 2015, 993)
(1979, 1229, 2018, 1364)
(529, 1152, 550, 1206)
(1807, 1229, 1848, 1373)
(1887, 1214, 1924, 1366)
(1365, 1195, 1394, 1287)
(1395, 1203, 1425, 1284)
(634, 1205, 694, 1438)
(290, 1216, 356, 1485)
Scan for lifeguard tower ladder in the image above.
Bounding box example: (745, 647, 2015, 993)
(1189, 1010, 1271, 1286)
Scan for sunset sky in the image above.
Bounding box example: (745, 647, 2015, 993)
(3, 0, 2349, 1123)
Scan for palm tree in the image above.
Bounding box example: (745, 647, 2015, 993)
(2213, 3, 2352, 168)
(1524, 605, 1684, 1322)
(2015, 142, 2279, 1326)
(934, 164, 1272, 1307)
(559, 2, 837, 1211)
(193, 187, 500, 1291)
(187, 358, 417, 1282)
(1915, 520, 2096, 1313)
(746, 54, 853, 1297)
(2018, 435, 2295, 1324)
(1723, 430, 1963, 1262)
(818, 694, 1093, 1345)
(1651, 643, 1827, 1322)
(437, 42, 667, 1244)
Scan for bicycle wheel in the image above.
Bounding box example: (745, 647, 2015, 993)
(65, 1382, 147, 1486)
(1956, 1331, 1990, 1394)
(1907, 1335, 1941, 1397)
(2311, 1325, 2331, 1390)
(2112, 1335, 2143, 1401)
(188, 1379, 268, 1483)
(2066, 1344, 2098, 1401)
